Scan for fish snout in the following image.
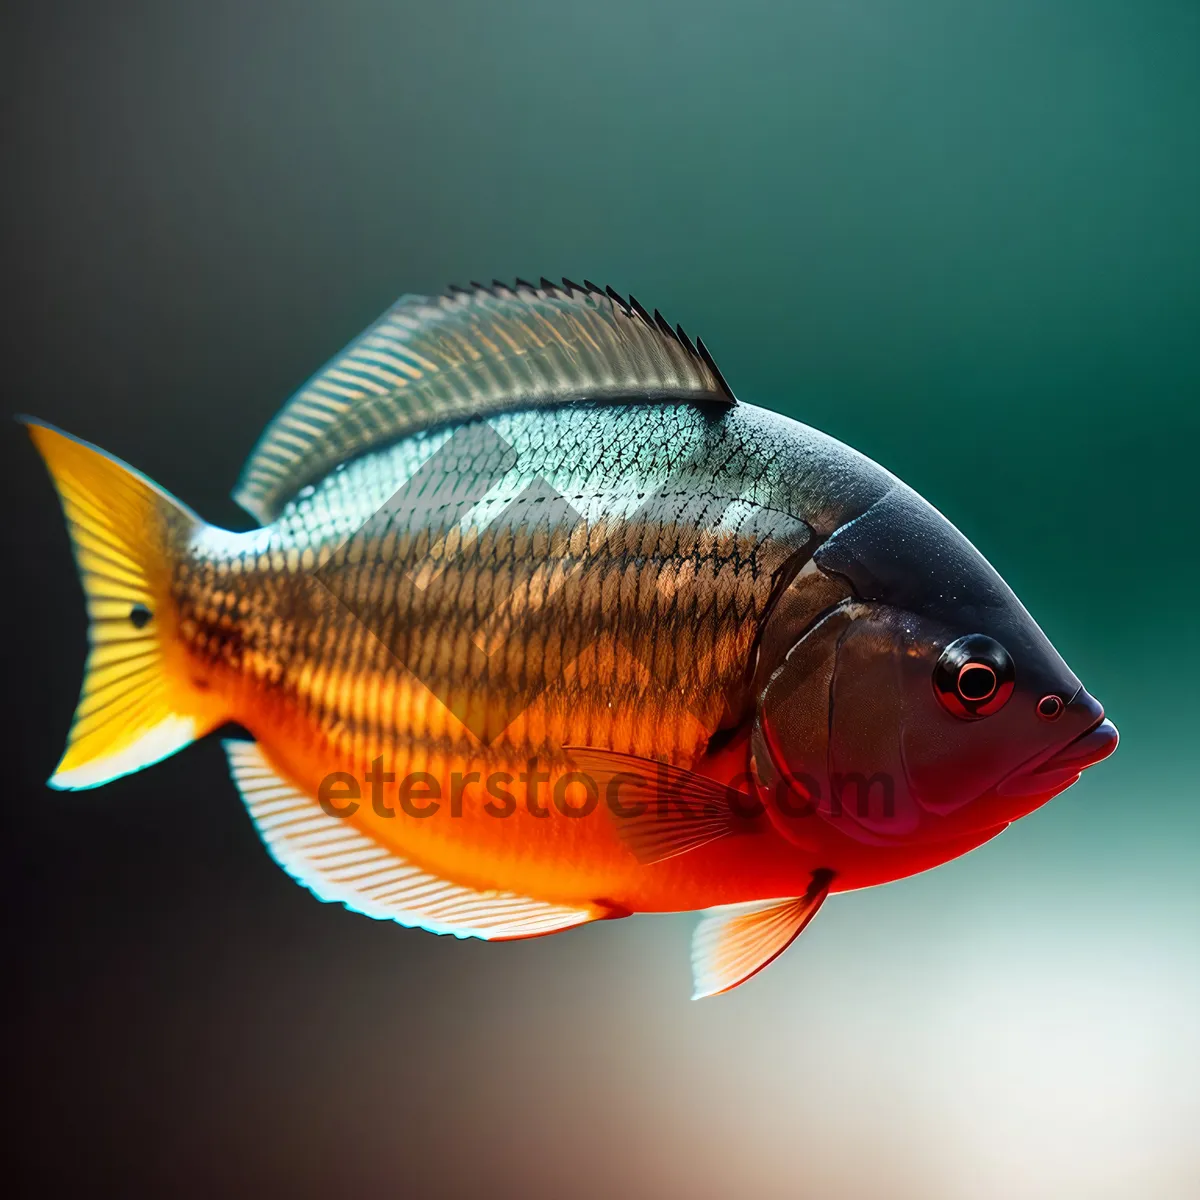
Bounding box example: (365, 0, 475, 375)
(996, 691, 1117, 798)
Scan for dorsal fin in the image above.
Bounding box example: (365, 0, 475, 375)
(234, 279, 737, 522)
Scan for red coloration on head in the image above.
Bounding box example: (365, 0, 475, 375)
(749, 484, 1117, 870)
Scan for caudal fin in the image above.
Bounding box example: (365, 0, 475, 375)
(23, 419, 220, 790)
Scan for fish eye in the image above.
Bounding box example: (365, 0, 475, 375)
(934, 634, 1015, 719)
(1037, 694, 1064, 721)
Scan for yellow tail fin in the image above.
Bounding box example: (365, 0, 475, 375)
(23, 419, 221, 790)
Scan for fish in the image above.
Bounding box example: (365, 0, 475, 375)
(23, 278, 1118, 998)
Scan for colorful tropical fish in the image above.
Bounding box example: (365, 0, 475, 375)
(24, 279, 1117, 997)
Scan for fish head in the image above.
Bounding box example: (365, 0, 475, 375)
(751, 485, 1117, 846)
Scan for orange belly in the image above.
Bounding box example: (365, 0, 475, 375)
(227, 656, 1010, 914)
(229, 677, 829, 913)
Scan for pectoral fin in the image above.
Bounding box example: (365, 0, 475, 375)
(691, 869, 834, 999)
(564, 746, 759, 864)
(224, 741, 594, 940)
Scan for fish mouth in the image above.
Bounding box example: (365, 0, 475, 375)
(1033, 715, 1119, 776)
(995, 709, 1118, 799)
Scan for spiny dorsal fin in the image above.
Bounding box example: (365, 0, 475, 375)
(234, 280, 737, 523)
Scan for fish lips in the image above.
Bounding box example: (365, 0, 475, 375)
(995, 712, 1119, 798)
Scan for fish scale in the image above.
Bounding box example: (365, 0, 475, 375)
(179, 405, 818, 778)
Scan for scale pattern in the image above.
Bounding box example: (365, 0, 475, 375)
(178, 403, 892, 778)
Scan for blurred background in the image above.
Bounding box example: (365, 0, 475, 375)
(1, 2, 1197, 1196)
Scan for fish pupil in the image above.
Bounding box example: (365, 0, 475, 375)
(130, 604, 152, 629)
(957, 663, 996, 702)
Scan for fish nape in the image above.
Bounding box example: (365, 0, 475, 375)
(25, 277, 1116, 997)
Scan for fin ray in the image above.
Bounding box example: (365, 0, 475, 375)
(691, 870, 834, 999)
(235, 282, 736, 522)
(22, 419, 222, 790)
(224, 741, 595, 941)
(565, 746, 756, 864)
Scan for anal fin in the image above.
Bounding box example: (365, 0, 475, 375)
(691, 869, 834, 999)
(224, 741, 594, 941)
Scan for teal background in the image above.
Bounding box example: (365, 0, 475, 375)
(1, 2, 1197, 1196)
